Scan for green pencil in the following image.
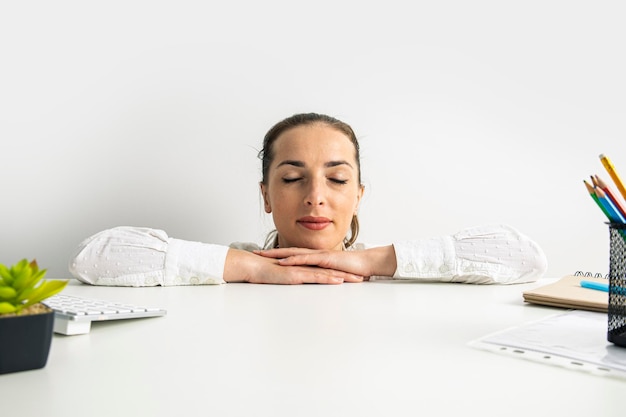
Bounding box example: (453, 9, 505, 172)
(584, 179, 610, 218)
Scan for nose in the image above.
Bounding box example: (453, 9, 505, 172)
(305, 178, 325, 206)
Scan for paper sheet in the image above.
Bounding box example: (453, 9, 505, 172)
(469, 310, 626, 379)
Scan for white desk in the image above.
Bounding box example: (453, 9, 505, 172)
(1, 279, 624, 416)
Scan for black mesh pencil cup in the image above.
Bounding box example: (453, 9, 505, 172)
(608, 222, 626, 347)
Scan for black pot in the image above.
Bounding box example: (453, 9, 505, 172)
(0, 307, 55, 374)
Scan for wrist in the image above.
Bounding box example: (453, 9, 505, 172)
(365, 245, 397, 277)
(223, 249, 256, 283)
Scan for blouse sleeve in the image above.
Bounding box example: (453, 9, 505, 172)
(69, 226, 230, 286)
(391, 224, 548, 284)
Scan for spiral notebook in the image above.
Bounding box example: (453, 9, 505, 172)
(522, 272, 609, 312)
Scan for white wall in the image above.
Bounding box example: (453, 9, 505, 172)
(1, 0, 624, 279)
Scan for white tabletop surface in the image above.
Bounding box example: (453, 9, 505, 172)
(1, 278, 624, 416)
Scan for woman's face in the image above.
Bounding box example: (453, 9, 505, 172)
(260, 123, 364, 250)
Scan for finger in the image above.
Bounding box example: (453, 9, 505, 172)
(343, 274, 365, 283)
(309, 269, 363, 284)
(291, 267, 362, 285)
(254, 248, 314, 258)
(284, 271, 343, 285)
(276, 254, 322, 266)
(253, 249, 284, 259)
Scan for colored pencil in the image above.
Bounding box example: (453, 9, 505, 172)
(584, 176, 626, 242)
(594, 174, 626, 220)
(584, 179, 610, 218)
(595, 187, 626, 223)
(599, 154, 626, 202)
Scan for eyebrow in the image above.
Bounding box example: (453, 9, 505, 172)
(276, 160, 354, 169)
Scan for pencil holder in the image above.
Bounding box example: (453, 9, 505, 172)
(608, 222, 626, 347)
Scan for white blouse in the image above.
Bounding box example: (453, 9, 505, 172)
(68, 224, 547, 286)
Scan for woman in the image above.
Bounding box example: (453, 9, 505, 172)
(69, 113, 547, 286)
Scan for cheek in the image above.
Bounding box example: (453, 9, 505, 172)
(340, 188, 361, 208)
(332, 195, 359, 222)
(268, 186, 297, 210)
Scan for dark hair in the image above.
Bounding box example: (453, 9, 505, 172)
(259, 113, 362, 248)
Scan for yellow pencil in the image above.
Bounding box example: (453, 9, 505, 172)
(600, 154, 626, 201)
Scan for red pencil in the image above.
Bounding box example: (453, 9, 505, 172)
(594, 174, 626, 220)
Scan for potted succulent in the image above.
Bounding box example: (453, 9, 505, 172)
(0, 259, 68, 374)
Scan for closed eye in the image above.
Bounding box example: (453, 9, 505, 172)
(282, 177, 302, 184)
(281, 177, 348, 184)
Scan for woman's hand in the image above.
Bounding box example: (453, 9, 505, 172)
(253, 245, 398, 279)
(223, 249, 365, 285)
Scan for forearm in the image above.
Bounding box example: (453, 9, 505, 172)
(391, 225, 548, 284)
(69, 226, 170, 286)
(364, 245, 397, 277)
(223, 248, 267, 283)
(69, 226, 230, 286)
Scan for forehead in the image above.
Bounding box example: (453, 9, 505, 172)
(271, 124, 357, 163)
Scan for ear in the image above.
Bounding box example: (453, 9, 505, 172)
(354, 184, 365, 214)
(260, 182, 272, 213)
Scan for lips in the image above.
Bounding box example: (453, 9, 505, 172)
(297, 216, 332, 231)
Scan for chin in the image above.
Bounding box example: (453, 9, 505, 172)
(280, 230, 345, 250)
(298, 238, 344, 251)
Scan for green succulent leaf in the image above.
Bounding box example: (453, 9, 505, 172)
(0, 260, 67, 314)
(16, 287, 34, 302)
(16, 267, 46, 293)
(0, 302, 17, 314)
(0, 287, 17, 300)
(13, 268, 33, 292)
(20, 280, 68, 310)
(0, 264, 13, 286)
(11, 259, 28, 277)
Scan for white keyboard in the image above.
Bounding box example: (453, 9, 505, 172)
(44, 294, 167, 335)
